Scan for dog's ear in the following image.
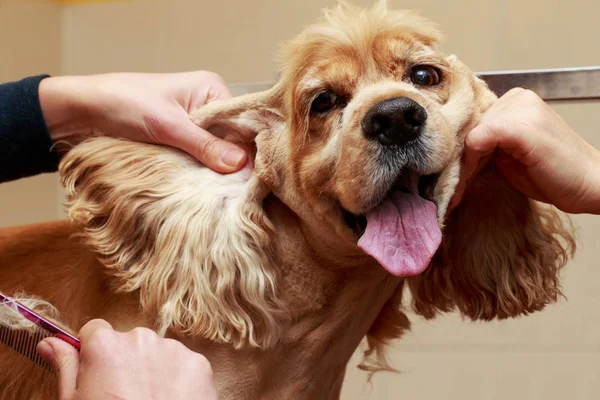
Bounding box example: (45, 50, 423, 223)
(407, 58, 576, 321)
(60, 87, 286, 349)
(190, 84, 285, 145)
(408, 160, 576, 321)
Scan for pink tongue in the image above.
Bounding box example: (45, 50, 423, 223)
(357, 191, 442, 277)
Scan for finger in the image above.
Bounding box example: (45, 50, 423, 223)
(466, 118, 539, 165)
(496, 151, 550, 203)
(78, 319, 114, 343)
(463, 123, 501, 169)
(170, 118, 248, 173)
(205, 75, 233, 103)
(38, 338, 80, 400)
(501, 87, 528, 102)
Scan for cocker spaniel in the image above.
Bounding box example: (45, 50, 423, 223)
(0, 1, 575, 399)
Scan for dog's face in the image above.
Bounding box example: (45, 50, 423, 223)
(286, 23, 460, 221)
(278, 9, 493, 276)
(196, 3, 497, 277)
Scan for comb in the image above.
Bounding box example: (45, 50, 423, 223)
(0, 292, 80, 372)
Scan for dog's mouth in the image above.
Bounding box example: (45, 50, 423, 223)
(343, 170, 440, 236)
(343, 169, 443, 277)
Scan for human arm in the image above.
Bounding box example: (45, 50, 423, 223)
(39, 71, 247, 172)
(0, 75, 59, 183)
(0, 71, 247, 184)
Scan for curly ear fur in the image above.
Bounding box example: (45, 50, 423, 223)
(408, 164, 576, 320)
(60, 136, 284, 348)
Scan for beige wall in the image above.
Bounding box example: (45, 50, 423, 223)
(2, 0, 600, 398)
(0, 0, 62, 227)
(59, 0, 600, 79)
(59, 0, 518, 79)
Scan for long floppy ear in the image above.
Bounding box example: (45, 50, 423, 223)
(409, 165, 576, 320)
(190, 84, 285, 145)
(60, 86, 286, 349)
(407, 70, 576, 321)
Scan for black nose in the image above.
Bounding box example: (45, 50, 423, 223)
(361, 97, 427, 146)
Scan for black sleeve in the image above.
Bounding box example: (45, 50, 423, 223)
(0, 75, 60, 184)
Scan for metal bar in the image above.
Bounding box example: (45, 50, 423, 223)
(477, 66, 600, 101)
(228, 66, 600, 102)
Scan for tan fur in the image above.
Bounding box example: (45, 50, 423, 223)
(0, 294, 59, 333)
(0, 2, 575, 399)
(60, 138, 284, 348)
(408, 165, 575, 320)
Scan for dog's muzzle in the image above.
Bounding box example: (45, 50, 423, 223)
(361, 97, 428, 146)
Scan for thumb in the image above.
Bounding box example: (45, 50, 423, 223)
(463, 122, 501, 171)
(38, 338, 79, 400)
(166, 117, 247, 173)
(453, 118, 530, 208)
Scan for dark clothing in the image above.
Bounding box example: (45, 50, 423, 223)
(0, 75, 59, 184)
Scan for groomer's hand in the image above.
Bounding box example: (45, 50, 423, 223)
(39, 71, 246, 173)
(36, 319, 218, 400)
(451, 88, 600, 214)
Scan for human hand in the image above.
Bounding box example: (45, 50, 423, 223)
(451, 88, 600, 214)
(36, 319, 218, 400)
(39, 71, 247, 173)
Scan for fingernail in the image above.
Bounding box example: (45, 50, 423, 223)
(220, 148, 245, 168)
(37, 340, 55, 363)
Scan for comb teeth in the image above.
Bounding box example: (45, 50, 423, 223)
(0, 325, 54, 373)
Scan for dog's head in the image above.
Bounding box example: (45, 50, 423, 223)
(192, 0, 574, 331)
(60, 1, 575, 356)
(194, 1, 505, 276)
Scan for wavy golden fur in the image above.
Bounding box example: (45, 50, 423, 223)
(61, 140, 284, 348)
(0, 1, 575, 399)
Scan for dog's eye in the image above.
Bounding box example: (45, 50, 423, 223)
(410, 66, 441, 87)
(311, 91, 338, 113)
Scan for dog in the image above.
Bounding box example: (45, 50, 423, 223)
(0, 1, 575, 399)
